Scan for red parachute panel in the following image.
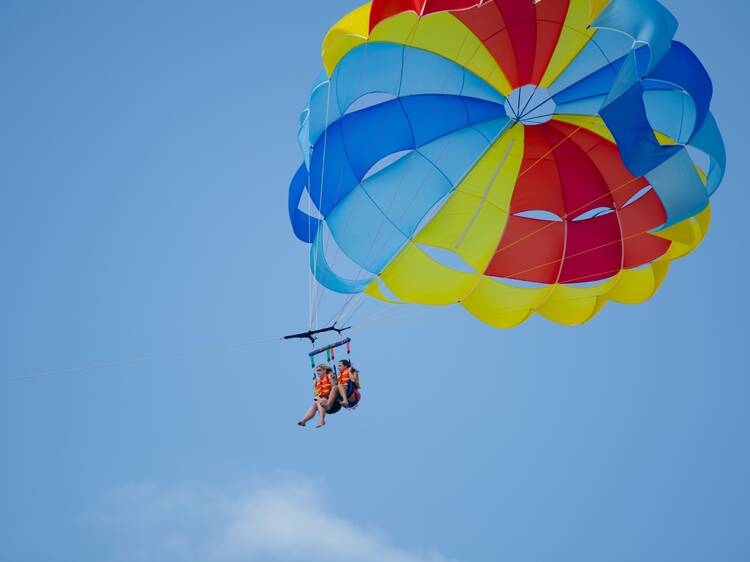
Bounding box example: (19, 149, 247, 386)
(486, 120, 671, 285)
(485, 216, 565, 284)
(559, 214, 623, 284)
(537, 122, 614, 218)
(509, 126, 566, 218)
(455, 0, 570, 87)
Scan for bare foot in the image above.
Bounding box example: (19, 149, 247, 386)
(297, 421, 306, 427)
(315, 421, 326, 428)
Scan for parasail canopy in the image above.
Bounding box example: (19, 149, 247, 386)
(288, 0, 725, 328)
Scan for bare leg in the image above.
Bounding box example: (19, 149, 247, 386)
(298, 401, 318, 426)
(337, 384, 350, 407)
(315, 400, 327, 428)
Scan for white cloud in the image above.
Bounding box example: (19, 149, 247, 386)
(100, 477, 458, 562)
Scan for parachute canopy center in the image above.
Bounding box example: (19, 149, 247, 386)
(504, 85, 556, 126)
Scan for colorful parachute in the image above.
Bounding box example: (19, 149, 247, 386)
(288, 0, 725, 328)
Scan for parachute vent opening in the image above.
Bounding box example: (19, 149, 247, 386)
(622, 185, 653, 208)
(345, 92, 398, 115)
(317, 222, 376, 281)
(375, 278, 403, 303)
(572, 207, 615, 221)
(416, 244, 478, 274)
(362, 150, 413, 181)
(513, 210, 563, 222)
(686, 145, 711, 176)
(297, 186, 324, 220)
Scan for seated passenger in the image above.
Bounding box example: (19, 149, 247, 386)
(329, 360, 362, 409)
(332, 359, 355, 408)
(297, 364, 336, 429)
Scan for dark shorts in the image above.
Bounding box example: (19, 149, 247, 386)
(341, 380, 354, 397)
(326, 398, 343, 415)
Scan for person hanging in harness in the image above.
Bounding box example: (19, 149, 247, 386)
(297, 364, 336, 429)
(330, 359, 361, 409)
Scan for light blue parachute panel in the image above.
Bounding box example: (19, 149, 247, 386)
(417, 127, 498, 186)
(399, 46, 466, 98)
(298, 71, 336, 167)
(645, 149, 710, 225)
(303, 43, 506, 149)
(689, 113, 726, 195)
(547, 30, 635, 97)
(310, 227, 374, 294)
(306, 80, 342, 161)
(555, 97, 607, 116)
(552, 47, 651, 108)
(643, 89, 696, 144)
(333, 43, 405, 114)
(325, 183, 410, 274)
(592, 0, 678, 76)
(473, 118, 514, 143)
(361, 152, 453, 238)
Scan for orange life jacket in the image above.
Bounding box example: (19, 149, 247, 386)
(315, 374, 332, 398)
(337, 368, 351, 386)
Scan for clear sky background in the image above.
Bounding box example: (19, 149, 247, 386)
(1, 1, 748, 561)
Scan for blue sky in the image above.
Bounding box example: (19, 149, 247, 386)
(1, 1, 748, 561)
